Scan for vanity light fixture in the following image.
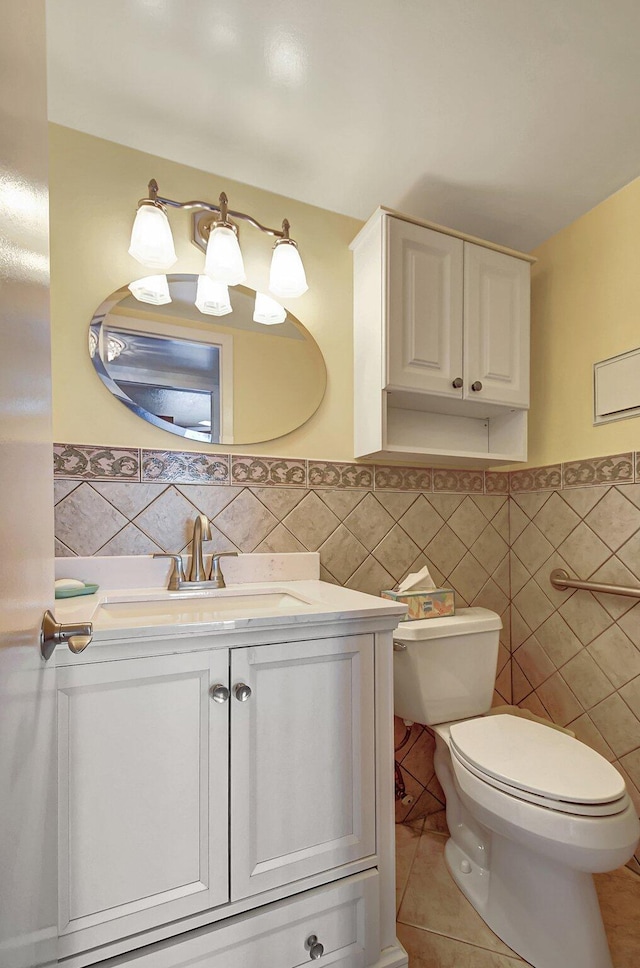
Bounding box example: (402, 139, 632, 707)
(128, 181, 178, 270)
(253, 292, 287, 325)
(195, 275, 232, 316)
(129, 180, 308, 297)
(128, 274, 172, 306)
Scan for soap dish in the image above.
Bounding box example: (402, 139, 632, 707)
(54, 582, 99, 599)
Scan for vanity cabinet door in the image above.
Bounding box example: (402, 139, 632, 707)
(230, 635, 376, 901)
(57, 650, 230, 956)
(463, 241, 530, 407)
(386, 216, 464, 397)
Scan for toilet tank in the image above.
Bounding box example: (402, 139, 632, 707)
(393, 607, 502, 725)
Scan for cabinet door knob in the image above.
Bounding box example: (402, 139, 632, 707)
(471, 381, 483, 392)
(234, 683, 252, 702)
(306, 935, 324, 960)
(452, 377, 463, 389)
(210, 684, 230, 703)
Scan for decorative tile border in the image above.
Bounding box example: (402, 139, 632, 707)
(308, 461, 373, 489)
(52, 444, 640, 495)
(563, 452, 633, 488)
(231, 456, 307, 487)
(374, 465, 432, 492)
(509, 464, 562, 493)
(485, 471, 509, 495)
(54, 444, 140, 481)
(433, 469, 483, 493)
(142, 450, 230, 484)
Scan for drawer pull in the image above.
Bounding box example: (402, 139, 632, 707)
(306, 934, 324, 960)
(234, 683, 252, 702)
(452, 377, 463, 388)
(471, 380, 483, 391)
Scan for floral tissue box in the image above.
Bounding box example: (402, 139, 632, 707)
(380, 588, 455, 621)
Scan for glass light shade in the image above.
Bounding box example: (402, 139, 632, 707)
(204, 224, 246, 285)
(269, 239, 308, 298)
(253, 292, 287, 325)
(128, 274, 172, 305)
(195, 275, 232, 316)
(128, 203, 177, 270)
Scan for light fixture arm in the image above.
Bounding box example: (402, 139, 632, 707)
(154, 186, 290, 238)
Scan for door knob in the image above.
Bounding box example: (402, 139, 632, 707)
(210, 684, 230, 703)
(452, 377, 463, 388)
(40, 610, 93, 661)
(471, 381, 483, 391)
(306, 935, 324, 960)
(234, 683, 252, 702)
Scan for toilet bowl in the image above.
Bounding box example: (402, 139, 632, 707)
(393, 608, 640, 968)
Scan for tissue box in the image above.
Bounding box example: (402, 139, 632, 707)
(380, 588, 455, 621)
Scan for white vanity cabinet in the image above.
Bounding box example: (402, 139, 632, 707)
(352, 208, 534, 466)
(56, 613, 401, 968)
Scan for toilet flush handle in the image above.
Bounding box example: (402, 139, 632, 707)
(393, 640, 407, 651)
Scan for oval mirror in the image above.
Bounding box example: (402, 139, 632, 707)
(88, 274, 326, 445)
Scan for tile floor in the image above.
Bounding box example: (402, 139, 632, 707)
(396, 815, 640, 967)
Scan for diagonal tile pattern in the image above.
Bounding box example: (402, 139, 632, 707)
(509, 482, 640, 872)
(52, 447, 639, 875)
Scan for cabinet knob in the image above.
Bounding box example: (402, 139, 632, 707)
(234, 683, 252, 702)
(210, 684, 230, 703)
(306, 935, 324, 960)
(471, 381, 483, 392)
(452, 377, 463, 389)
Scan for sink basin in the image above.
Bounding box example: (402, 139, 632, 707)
(93, 587, 317, 630)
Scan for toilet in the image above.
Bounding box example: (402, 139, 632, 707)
(393, 607, 640, 968)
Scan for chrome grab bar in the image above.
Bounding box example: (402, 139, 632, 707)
(550, 568, 640, 600)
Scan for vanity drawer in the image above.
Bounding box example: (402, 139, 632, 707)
(108, 871, 379, 968)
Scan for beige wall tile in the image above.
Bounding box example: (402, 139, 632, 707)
(588, 625, 640, 689)
(590, 694, 640, 758)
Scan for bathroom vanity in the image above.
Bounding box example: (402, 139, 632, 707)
(53, 555, 407, 968)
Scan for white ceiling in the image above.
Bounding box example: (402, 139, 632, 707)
(46, 0, 640, 251)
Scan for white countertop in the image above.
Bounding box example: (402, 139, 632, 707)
(54, 555, 406, 649)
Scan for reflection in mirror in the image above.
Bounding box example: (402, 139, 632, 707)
(89, 275, 326, 445)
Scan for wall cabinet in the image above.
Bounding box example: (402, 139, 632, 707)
(56, 625, 398, 968)
(352, 208, 534, 466)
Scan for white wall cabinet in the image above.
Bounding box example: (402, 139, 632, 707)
(56, 621, 403, 968)
(352, 208, 533, 466)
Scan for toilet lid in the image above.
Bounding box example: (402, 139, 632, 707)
(449, 715, 626, 805)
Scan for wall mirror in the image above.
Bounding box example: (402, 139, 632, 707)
(88, 275, 326, 444)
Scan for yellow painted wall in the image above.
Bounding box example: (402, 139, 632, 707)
(525, 174, 640, 468)
(49, 124, 361, 459)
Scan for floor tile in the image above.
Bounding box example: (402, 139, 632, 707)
(397, 831, 517, 957)
(396, 923, 525, 967)
(594, 865, 640, 968)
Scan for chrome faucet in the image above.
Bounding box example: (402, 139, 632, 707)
(154, 514, 238, 591)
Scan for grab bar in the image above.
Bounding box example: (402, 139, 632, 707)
(550, 568, 640, 600)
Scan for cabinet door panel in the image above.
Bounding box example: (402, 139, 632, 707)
(231, 635, 375, 900)
(463, 242, 530, 407)
(58, 650, 229, 953)
(387, 217, 463, 395)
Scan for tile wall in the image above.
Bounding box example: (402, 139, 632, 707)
(53, 444, 640, 872)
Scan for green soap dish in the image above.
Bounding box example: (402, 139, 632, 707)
(55, 582, 99, 599)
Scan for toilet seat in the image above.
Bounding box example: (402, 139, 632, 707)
(448, 715, 627, 817)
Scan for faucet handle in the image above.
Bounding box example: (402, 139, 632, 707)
(153, 553, 186, 591)
(209, 551, 238, 588)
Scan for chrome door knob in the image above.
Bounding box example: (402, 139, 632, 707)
(306, 935, 324, 960)
(234, 683, 252, 702)
(452, 377, 463, 388)
(210, 684, 230, 703)
(471, 381, 483, 391)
